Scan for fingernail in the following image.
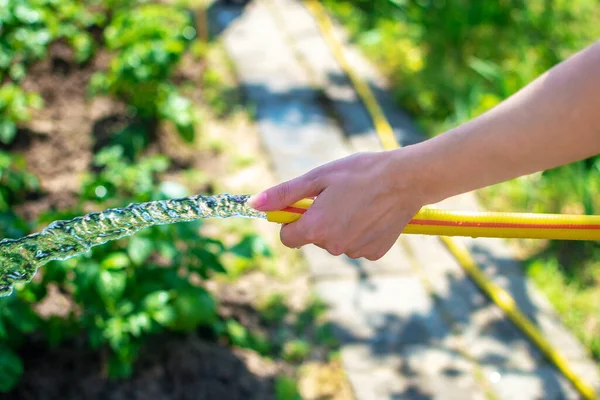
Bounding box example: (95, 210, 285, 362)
(248, 192, 267, 210)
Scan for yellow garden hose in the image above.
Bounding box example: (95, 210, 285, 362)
(268, 200, 600, 240)
(286, 1, 599, 398)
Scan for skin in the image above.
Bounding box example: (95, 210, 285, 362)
(249, 40, 600, 261)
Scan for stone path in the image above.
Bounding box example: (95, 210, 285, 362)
(211, 1, 600, 398)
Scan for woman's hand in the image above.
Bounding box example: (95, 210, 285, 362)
(249, 150, 426, 260)
(251, 40, 600, 261)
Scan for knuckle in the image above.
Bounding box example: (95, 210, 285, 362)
(326, 240, 347, 257)
(366, 250, 386, 261)
(276, 182, 291, 203)
(305, 224, 326, 243)
(346, 251, 362, 259)
(308, 173, 326, 190)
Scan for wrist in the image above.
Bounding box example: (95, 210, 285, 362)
(384, 143, 444, 207)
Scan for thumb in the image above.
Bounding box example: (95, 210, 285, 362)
(248, 173, 325, 211)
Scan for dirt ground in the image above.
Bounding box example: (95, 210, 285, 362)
(7, 334, 278, 400)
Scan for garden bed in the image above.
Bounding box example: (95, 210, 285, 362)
(0, 1, 350, 398)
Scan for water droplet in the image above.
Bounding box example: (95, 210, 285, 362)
(183, 26, 196, 40)
(95, 185, 108, 198)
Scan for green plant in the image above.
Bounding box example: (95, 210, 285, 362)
(0, 0, 103, 144)
(228, 232, 273, 274)
(258, 293, 289, 323)
(0, 84, 43, 144)
(0, 150, 38, 242)
(0, 291, 42, 392)
(274, 376, 302, 400)
(314, 322, 339, 348)
(295, 295, 327, 332)
(202, 67, 238, 118)
(81, 145, 169, 202)
(324, 0, 600, 131)
(11, 146, 268, 380)
(224, 318, 272, 355)
(282, 339, 311, 363)
(91, 4, 198, 142)
(0, 150, 38, 209)
(526, 256, 600, 361)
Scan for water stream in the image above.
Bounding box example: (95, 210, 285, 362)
(0, 194, 265, 296)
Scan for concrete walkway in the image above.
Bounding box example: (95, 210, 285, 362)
(212, 1, 600, 398)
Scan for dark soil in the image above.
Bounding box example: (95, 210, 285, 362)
(12, 40, 124, 220)
(6, 334, 279, 400)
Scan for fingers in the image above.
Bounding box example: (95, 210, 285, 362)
(279, 211, 319, 249)
(248, 172, 325, 211)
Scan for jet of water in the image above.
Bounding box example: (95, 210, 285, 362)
(0, 194, 265, 297)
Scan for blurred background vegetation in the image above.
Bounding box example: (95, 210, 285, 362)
(323, 0, 600, 365)
(0, 0, 599, 396)
(0, 1, 347, 397)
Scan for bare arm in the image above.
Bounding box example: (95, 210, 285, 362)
(249, 40, 600, 260)
(413, 39, 600, 204)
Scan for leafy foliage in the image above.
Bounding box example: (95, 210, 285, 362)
(0, 0, 100, 81)
(0, 0, 102, 143)
(30, 149, 244, 378)
(0, 150, 38, 209)
(274, 376, 302, 400)
(324, 0, 600, 131)
(0, 290, 42, 391)
(0, 150, 38, 262)
(0, 0, 262, 392)
(81, 145, 169, 202)
(91, 4, 198, 142)
(0, 84, 42, 144)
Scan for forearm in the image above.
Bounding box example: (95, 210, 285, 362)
(403, 40, 600, 205)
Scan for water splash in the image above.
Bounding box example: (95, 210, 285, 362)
(0, 194, 265, 297)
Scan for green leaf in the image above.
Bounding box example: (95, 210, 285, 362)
(101, 252, 130, 270)
(159, 91, 196, 142)
(282, 339, 311, 362)
(158, 242, 178, 262)
(274, 376, 302, 400)
(191, 247, 226, 275)
(127, 313, 151, 337)
(4, 301, 39, 334)
(225, 319, 249, 348)
(0, 318, 7, 339)
(96, 270, 127, 304)
(167, 286, 216, 332)
(151, 304, 177, 326)
(107, 341, 137, 378)
(230, 234, 273, 259)
(175, 121, 195, 143)
(127, 237, 154, 266)
(0, 120, 17, 145)
(143, 290, 171, 311)
(250, 332, 271, 355)
(71, 32, 94, 63)
(8, 63, 26, 81)
(0, 344, 23, 392)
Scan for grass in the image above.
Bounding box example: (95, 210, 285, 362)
(526, 255, 600, 362)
